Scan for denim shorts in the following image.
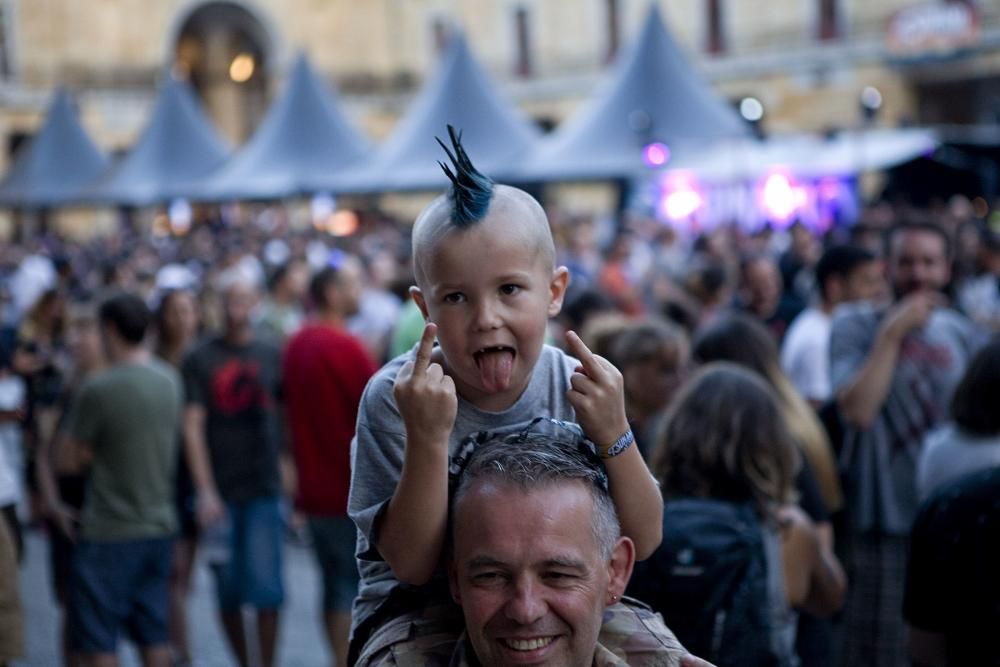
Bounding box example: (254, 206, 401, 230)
(68, 536, 174, 653)
(307, 515, 359, 612)
(212, 496, 285, 611)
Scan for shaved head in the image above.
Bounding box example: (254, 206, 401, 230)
(412, 184, 556, 286)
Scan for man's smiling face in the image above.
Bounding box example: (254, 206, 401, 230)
(449, 480, 613, 667)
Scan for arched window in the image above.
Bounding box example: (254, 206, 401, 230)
(172, 2, 272, 143)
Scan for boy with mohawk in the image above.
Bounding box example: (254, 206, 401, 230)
(349, 128, 691, 666)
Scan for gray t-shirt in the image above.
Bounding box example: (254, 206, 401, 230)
(348, 344, 578, 633)
(917, 423, 1000, 501)
(829, 303, 983, 535)
(67, 360, 182, 541)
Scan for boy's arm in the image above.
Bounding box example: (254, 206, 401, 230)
(565, 331, 663, 560)
(376, 323, 457, 585)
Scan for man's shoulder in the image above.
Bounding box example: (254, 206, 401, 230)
(831, 300, 879, 324)
(783, 308, 829, 347)
(917, 466, 1000, 538)
(78, 361, 176, 404)
(247, 336, 281, 358)
(187, 335, 225, 362)
(929, 306, 981, 338)
(286, 323, 366, 355)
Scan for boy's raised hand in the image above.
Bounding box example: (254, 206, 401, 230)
(565, 330, 629, 448)
(394, 322, 457, 449)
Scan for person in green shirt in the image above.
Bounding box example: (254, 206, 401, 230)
(63, 292, 182, 667)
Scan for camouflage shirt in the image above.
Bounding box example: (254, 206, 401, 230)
(446, 635, 631, 666)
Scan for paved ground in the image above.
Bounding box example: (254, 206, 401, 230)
(17, 528, 331, 666)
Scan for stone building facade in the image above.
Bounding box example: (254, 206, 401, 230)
(0, 0, 996, 169)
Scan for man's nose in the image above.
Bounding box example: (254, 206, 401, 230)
(504, 579, 547, 625)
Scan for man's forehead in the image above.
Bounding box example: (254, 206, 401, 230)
(454, 478, 595, 534)
(890, 229, 947, 256)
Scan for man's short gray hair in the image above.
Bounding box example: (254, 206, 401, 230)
(452, 430, 621, 559)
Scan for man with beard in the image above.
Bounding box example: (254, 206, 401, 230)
(829, 220, 985, 667)
(283, 259, 376, 667)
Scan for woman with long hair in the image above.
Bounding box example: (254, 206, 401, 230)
(630, 364, 845, 666)
(154, 289, 201, 667)
(693, 312, 843, 517)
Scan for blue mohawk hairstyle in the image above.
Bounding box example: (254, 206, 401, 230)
(436, 125, 494, 227)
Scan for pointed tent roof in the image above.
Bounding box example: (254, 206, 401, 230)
(89, 75, 230, 206)
(522, 5, 749, 182)
(341, 32, 541, 193)
(197, 54, 371, 201)
(0, 89, 109, 208)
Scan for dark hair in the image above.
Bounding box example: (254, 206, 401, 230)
(308, 266, 340, 308)
(651, 363, 796, 515)
(693, 312, 777, 379)
(950, 339, 1000, 436)
(608, 318, 688, 370)
(436, 124, 494, 227)
(266, 263, 291, 293)
(885, 220, 951, 260)
(99, 292, 151, 345)
(561, 288, 615, 334)
(739, 252, 777, 277)
(155, 289, 192, 338)
(693, 312, 841, 511)
(815, 244, 877, 302)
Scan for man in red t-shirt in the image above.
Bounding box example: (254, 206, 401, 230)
(282, 260, 376, 667)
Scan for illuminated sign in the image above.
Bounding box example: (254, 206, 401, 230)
(887, 2, 978, 57)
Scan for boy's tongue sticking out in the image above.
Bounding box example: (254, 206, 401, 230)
(475, 346, 515, 392)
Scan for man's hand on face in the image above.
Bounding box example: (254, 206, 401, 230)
(394, 322, 458, 449)
(880, 290, 947, 343)
(564, 330, 630, 449)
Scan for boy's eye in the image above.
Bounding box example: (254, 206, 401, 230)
(499, 284, 521, 296)
(443, 292, 466, 304)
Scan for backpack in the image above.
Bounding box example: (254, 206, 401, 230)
(627, 498, 783, 667)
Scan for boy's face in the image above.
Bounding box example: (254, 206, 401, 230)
(413, 217, 569, 412)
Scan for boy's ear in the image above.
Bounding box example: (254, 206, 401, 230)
(547, 266, 570, 318)
(410, 286, 430, 320)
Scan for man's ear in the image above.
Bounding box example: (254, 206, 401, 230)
(410, 286, 430, 320)
(605, 537, 636, 606)
(447, 556, 462, 605)
(825, 276, 843, 305)
(547, 266, 571, 318)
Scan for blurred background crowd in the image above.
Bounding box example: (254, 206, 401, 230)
(0, 0, 999, 665)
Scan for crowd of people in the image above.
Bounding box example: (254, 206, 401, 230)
(0, 140, 997, 667)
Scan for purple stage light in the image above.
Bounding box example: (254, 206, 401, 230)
(643, 142, 671, 168)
